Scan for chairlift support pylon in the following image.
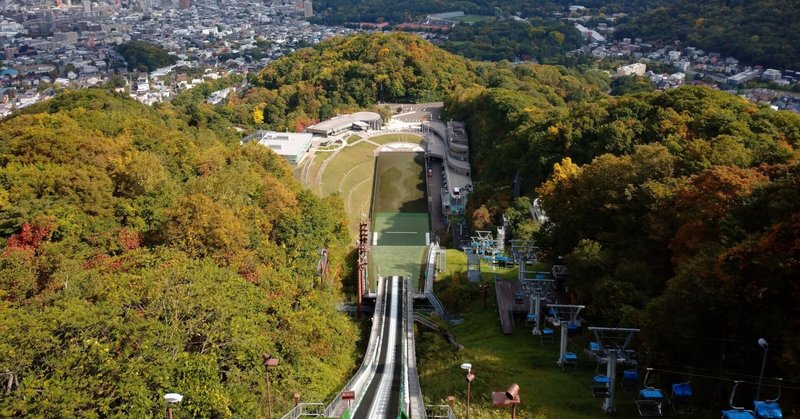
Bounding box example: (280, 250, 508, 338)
(547, 304, 584, 371)
(525, 277, 554, 336)
(510, 240, 538, 275)
(588, 327, 640, 414)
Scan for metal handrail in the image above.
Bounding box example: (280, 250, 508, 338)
(406, 277, 427, 418)
(278, 403, 325, 419)
(426, 404, 457, 419)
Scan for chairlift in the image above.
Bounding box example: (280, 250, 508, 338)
(636, 368, 665, 416)
(721, 381, 755, 419)
(588, 341, 603, 358)
(670, 379, 694, 415)
(540, 326, 555, 343)
(754, 378, 783, 419)
(622, 369, 640, 391)
(592, 358, 612, 399)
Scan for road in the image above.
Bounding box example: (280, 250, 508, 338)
(426, 158, 446, 235)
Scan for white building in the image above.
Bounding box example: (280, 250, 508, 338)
(305, 112, 382, 137)
(241, 131, 314, 164)
(762, 69, 782, 81)
(616, 63, 647, 77)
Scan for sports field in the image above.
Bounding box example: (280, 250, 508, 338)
(369, 151, 430, 290)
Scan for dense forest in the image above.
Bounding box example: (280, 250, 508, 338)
(234, 33, 477, 131)
(116, 41, 178, 72)
(0, 90, 357, 416)
(449, 79, 800, 385)
(442, 19, 583, 63)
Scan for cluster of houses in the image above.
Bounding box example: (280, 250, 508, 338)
(0, 0, 354, 114)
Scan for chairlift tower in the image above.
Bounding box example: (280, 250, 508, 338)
(587, 327, 640, 413)
(510, 240, 538, 281)
(547, 304, 584, 370)
(471, 231, 498, 256)
(525, 278, 554, 335)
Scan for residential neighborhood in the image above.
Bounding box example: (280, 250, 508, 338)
(2, 0, 799, 116)
(0, 0, 353, 115)
(563, 6, 800, 112)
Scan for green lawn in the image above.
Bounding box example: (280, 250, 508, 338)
(300, 133, 424, 239)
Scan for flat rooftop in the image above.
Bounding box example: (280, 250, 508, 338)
(306, 111, 381, 132)
(242, 130, 313, 156)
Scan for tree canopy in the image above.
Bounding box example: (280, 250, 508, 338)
(0, 89, 357, 417)
(442, 49, 800, 383)
(116, 41, 178, 72)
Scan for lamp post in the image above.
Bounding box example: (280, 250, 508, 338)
(756, 338, 768, 402)
(492, 384, 521, 419)
(461, 363, 474, 419)
(262, 353, 280, 419)
(164, 393, 183, 419)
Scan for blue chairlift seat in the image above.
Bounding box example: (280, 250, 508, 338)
(594, 375, 611, 384)
(526, 313, 536, 323)
(514, 291, 525, 304)
(624, 370, 640, 382)
(672, 383, 692, 397)
(593, 375, 611, 398)
(754, 401, 783, 419)
(589, 341, 602, 352)
(622, 369, 639, 390)
(640, 389, 664, 400)
(540, 327, 555, 344)
(670, 383, 694, 415)
(722, 410, 756, 419)
(561, 352, 578, 371)
(637, 387, 664, 417)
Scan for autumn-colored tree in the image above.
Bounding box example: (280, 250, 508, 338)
(471, 205, 492, 231)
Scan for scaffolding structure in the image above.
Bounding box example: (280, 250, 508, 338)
(357, 219, 369, 316)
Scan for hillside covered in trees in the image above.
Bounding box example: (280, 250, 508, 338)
(116, 41, 178, 72)
(0, 90, 357, 417)
(213, 33, 479, 132)
(442, 19, 583, 63)
(451, 81, 800, 385)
